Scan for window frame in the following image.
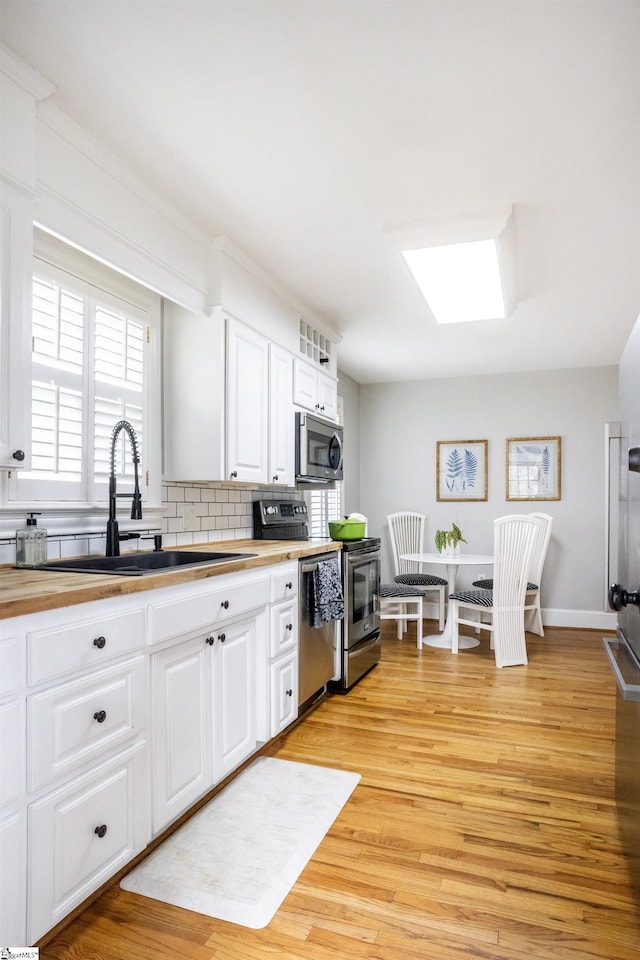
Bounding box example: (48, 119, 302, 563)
(2, 229, 162, 525)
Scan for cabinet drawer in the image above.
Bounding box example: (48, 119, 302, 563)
(28, 656, 146, 791)
(270, 562, 298, 603)
(28, 608, 145, 686)
(150, 575, 270, 643)
(0, 637, 20, 698)
(270, 600, 297, 659)
(28, 740, 149, 944)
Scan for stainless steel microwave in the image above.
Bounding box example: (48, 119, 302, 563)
(295, 412, 344, 482)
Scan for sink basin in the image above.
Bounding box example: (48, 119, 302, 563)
(35, 550, 258, 576)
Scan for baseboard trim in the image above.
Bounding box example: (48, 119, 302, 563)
(423, 601, 617, 631)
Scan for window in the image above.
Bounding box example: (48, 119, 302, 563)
(306, 485, 342, 539)
(8, 232, 160, 509)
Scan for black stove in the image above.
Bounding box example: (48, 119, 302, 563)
(252, 499, 309, 540)
(340, 537, 381, 554)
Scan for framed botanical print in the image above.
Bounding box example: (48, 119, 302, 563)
(436, 439, 488, 502)
(506, 436, 561, 501)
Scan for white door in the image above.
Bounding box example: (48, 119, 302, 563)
(151, 635, 213, 832)
(268, 344, 294, 485)
(226, 318, 269, 482)
(270, 653, 297, 737)
(213, 615, 257, 782)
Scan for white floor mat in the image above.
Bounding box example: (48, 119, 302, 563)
(120, 756, 360, 929)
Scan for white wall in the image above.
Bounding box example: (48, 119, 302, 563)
(337, 369, 361, 516)
(358, 366, 618, 628)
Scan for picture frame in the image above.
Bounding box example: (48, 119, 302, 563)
(506, 436, 561, 501)
(436, 439, 488, 502)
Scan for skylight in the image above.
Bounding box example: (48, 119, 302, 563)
(385, 206, 517, 326)
(402, 238, 506, 324)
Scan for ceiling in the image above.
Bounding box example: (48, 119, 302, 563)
(1, 1, 639, 385)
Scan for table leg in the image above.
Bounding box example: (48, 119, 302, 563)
(423, 561, 480, 650)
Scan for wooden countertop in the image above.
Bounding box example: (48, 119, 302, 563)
(0, 539, 341, 621)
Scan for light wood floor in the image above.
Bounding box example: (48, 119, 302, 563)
(40, 623, 640, 959)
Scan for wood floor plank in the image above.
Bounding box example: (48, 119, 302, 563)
(38, 624, 640, 959)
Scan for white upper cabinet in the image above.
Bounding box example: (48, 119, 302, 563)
(268, 344, 295, 486)
(293, 357, 338, 421)
(226, 317, 269, 482)
(0, 181, 33, 471)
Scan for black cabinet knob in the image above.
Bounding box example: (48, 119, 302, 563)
(221, 599, 230, 609)
(12, 449, 25, 462)
(218, 633, 226, 643)
(609, 583, 640, 611)
(94, 824, 108, 839)
(205, 636, 214, 646)
(93, 636, 106, 649)
(93, 710, 107, 723)
(272, 475, 278, 482)
(286, 623, 293, 631)
(285, 688, 293, 697)
(285, 582, 292, 590)
(230, 470, 238, 479)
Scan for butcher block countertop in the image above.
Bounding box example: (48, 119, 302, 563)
(0, 539, 341, 621)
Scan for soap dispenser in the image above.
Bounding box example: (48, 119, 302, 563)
(16, 512, 48, 567)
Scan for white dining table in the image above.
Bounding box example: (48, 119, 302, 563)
(400, 552, 494, 649)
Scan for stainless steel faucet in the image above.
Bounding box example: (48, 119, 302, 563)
(106, 419, 143, 557)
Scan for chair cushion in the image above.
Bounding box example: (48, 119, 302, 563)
(449, 588, 493, 607)
(379, 583, 427, 598)
(471, 578, 538, 590)
(395, 573, 447, 587)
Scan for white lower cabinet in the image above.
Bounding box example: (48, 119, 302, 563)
(268, 562, 299, 737)
(28, 741, 148, 943)
(151, 633, 213, 832)
(213, 614, 260, 782)
(270, 653, 297, 736)
(0, 808, 26, 945)
(17, 597, 149, 945)
(6, 558, 304, 943)
(150, 605, 264, 835)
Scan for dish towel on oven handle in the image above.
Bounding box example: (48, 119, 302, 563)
(309, 557, 344, 627)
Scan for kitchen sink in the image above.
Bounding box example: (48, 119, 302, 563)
(35, 550, 258, 576)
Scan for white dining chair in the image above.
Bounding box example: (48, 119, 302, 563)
(379, 583, 425, 648)
(387, 511, 447, 630)
(448, 514, 540, 667)
(472, 511, 553, 636)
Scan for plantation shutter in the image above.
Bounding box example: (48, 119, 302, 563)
(307, 486, 342, 539)
(9, 256, 148, 505)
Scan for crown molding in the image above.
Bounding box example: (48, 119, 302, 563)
(210, 235, 342, 343)
(0, 42, 55, 101)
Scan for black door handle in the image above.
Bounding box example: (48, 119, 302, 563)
(609, 583, 640, 611)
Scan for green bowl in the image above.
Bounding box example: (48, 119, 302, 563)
(328, 519, 366, 541)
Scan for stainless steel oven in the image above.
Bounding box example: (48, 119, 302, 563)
(253, 498, 380, 694)
(336, 538, 381, 691)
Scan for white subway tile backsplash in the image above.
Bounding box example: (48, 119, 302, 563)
(1, 484, 297, 563)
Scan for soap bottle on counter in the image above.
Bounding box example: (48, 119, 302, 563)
(15, 512, 48, 567)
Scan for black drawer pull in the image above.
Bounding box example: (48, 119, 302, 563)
(218, 633, 226, 643)
(205, 636, 214, 646)
(220, 599, 230, 609)
(93, 636, 106, 649)
(285, 688, 293, 697)
(286, 623, 293, 631)
(94, 824, 108, 839)
(285, 582, 292, 590)
(93, 710, 107, 723)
